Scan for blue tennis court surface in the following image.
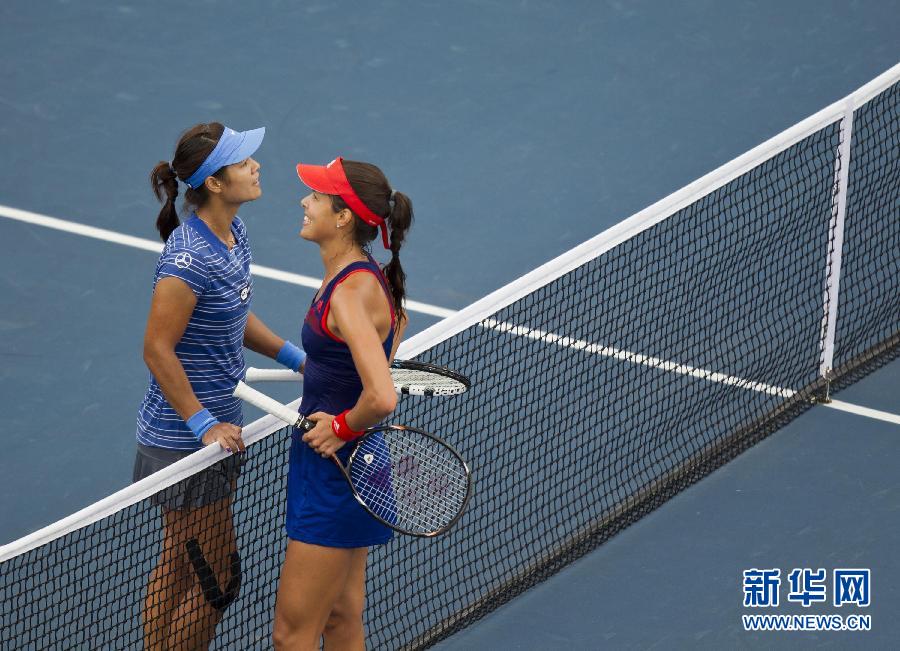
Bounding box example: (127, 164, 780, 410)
(1, 1, 897, 646)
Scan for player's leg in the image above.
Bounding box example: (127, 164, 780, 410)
(137, 447, 196, 650)
(167, 495, 240, 649)
(273, 541, 356, 651)
(143, 506, 194, 651)
(322, 547, 368, 651)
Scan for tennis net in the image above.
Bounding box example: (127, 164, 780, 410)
(2, 64, 898, 649)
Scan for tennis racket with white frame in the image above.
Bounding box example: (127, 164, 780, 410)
(244, 359, 471, 397)
(233, 381, 472, 537)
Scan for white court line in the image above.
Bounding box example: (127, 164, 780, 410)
(0, 203, 455, 319)
(823, 400, 900, 425)
(482, 318, 795, 398)
(1, 203, 896, 426)
(482, 319, 900, 426)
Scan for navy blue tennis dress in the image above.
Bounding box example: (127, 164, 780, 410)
(286, 257, 395, 547)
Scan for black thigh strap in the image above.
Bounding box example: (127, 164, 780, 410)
(185, 537, 242, 611)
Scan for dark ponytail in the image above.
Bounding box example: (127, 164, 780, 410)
(150, 122, 226, 242)
(382, 191, 413, 322)
(150, 161, 179, 241)
(332, 160, 414, 321)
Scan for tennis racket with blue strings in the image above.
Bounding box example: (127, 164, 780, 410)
(233, 381, 472, 537)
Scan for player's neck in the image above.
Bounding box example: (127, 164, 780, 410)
(320, 240, 366, 279)
(195, 201, 239, 242)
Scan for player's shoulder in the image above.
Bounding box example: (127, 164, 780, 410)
(337, 267, 383, 294)
(232, 215, 247, 238)
(163, 221, 210, 257)
(331, 268, 387, 317)
(158, 223, 212, 280)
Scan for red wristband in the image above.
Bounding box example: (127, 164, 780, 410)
(331, 410, 363, 441)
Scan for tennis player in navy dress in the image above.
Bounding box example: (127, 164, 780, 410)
(273, 157, 414, 650)
(136, 123, 307, 649)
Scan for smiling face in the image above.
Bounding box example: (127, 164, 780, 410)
(209, 156, 262, 204)
(300, 190, 349, 242)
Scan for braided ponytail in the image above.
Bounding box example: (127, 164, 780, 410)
(336, 160, 415, 321)
(382, 191, 413, 321)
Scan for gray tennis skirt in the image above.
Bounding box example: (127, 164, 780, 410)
(133, 443, 245, 511)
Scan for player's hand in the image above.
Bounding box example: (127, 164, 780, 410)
(302, 412, 347, 458)
(202, 422, 245, 453)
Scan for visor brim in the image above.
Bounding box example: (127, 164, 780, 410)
(224, 127, 265, 166)
(296, 163, 341, 194)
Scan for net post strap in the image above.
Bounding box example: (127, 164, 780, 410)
(819, 101, 855, 379)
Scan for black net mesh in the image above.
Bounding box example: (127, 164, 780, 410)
(1, 437, 290, 649)
(373, 123, 844, 647)
(1, 82, 898, 650)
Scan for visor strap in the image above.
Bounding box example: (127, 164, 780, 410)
(185, 127, 244, 190)
(331, 159, 390, 249)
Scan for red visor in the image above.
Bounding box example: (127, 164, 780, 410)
(296, 157, 390, 249)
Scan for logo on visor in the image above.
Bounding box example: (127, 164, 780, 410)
(327, 158, 338, 168)
(174, 252, 192, 269)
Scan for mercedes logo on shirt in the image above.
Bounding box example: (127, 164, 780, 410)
(174, 252, 192, 269)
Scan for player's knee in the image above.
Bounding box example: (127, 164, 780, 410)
(271, 621, 290, 651)
(324, 595, 364, 635)
(273, 615, 317, 651)
(274, 591, 323, 650)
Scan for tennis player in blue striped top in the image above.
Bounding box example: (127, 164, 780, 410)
(134, 123, 304, 649)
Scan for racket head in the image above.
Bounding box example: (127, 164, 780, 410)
(345, 425, 472, 537)
(389, 360, 471, 397)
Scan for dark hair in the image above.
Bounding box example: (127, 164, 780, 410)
(330, 160, 414, 321)
(149, 122, 228, 242)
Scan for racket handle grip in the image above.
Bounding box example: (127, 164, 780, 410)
(244, 367, 303, 383)
(233, 381, 314, 431)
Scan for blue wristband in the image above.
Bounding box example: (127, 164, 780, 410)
(186, 408, 218, 443)
(276, 340, 307, 372)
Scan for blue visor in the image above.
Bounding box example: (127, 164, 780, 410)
(184, 126, 265, 189)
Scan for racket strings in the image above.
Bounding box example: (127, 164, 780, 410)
(350, 430, 468, 534)
(357, 437, 465, 530)
(391, 369, 468, 396)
